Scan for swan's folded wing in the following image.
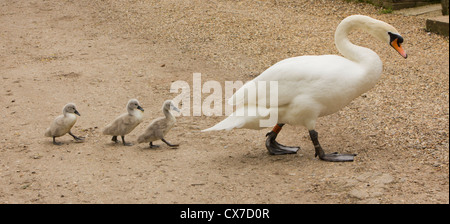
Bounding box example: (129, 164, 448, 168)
(228, 55, 358, 108)
(228, 56, 314, 107)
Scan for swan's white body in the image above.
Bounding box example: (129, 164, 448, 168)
(203, 15, 405, 132)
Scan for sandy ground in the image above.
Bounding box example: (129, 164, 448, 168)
(0, 0, 448, 204)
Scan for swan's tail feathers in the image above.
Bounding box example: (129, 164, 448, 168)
(202, 105, 273, 132)
(201, 115, 245, 132)
(227, 80, 257, 106)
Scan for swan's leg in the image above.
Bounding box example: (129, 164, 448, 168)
(53, 136, 63, 145)
(149, 142, 160, 148)
(309, 130, 356, 162)
(265, 124, 300, 155)
(121, 136, 133, 146)
(69, 131, 84, 141)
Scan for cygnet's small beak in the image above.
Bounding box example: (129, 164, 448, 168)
(74, 110, 81, 116)
(137, 105, 144, 112)
(171, 106, 180, 113)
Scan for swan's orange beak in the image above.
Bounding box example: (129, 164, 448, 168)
(391, 38, 407, 59)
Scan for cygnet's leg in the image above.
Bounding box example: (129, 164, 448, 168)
(121, 136, 133, 146)
(111, 136, 119, 144)
(161, 138, 179, 148)
(69, 131, 84, 141)
(52, 136, 63, 145)
(309, 130, 356, 162)
(265, 124, 300, 155)
(149, 142, 160, 148)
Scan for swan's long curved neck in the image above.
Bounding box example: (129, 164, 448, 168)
(334, 16, 383, 71)
(334, 16, 385, 92)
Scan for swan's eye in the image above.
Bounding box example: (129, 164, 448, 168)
(397, 36, 404, 44)
(388, 32, 403, 45)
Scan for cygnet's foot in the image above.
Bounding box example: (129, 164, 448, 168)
(52, 137, 63, 145)
(149, 142, 160, 148)
(111, 136, 119, 144)
(69, 132, 84, 141)
(74, 136, 85, 142)
(53, 141, 63, 145)
(120, 136, 133, 146)
(265, 131, 299, 155)
(317, 152, 357, 162)
(162, 138, 179, 148)
(123, 142, 133, 146)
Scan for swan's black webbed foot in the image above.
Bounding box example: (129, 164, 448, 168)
(317, 151, 356, 162)
(309, 130, 356, 162)
(265, 125, 300, 155)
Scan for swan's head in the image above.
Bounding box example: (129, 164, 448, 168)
(341, 15, 407, 59)
(127, 99, 144, 112)
(163, 100, 180, 112)
(365, 17, 407, 59)
(387, 31, 407, 59)
(64, 103, 80, 116)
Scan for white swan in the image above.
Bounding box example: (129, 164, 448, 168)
(102, 99, 144, 146)
(202, 15, 407, 162)
(45, 103, 84, 145)
(137, 100, 180, 148)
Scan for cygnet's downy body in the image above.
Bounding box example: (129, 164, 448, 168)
(45, 103, 84, 145)
(137, 100, 179, 148)
(103, 99, 144, 146)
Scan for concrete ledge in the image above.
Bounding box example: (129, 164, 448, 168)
(393, 3, 442, 16)
(426, 16, 449, 36)
(372, 0, 442, 10)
